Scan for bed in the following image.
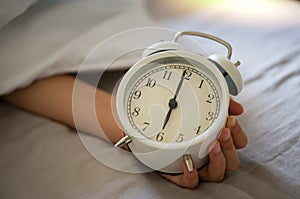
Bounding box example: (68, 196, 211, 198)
(0, 0, 299, 198)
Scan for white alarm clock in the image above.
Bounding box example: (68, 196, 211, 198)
(114, 31, 243, 173)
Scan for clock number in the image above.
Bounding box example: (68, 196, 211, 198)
(176, 133, 184, 143)
(206, 94, 215, 103)
(142, 122, 150, 131)
(146, 78, 156, 88)
(183, 70, 192, 80)
(133, 90, 141, 99)
(198, 79, 204, 89)
(206, 112, 214, 121)
(163, 71, 172, 80)
(156, 132, 164, 142)
(132, 107, 141, 117)
(194, 125, 201, 134)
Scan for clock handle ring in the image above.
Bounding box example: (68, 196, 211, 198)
(172, 31, 233, 60)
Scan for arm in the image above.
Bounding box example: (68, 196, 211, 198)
(1, 75, 124, 144)
(2, 75, 247, 189)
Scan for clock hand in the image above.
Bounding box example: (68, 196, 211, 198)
(162, 98, 177, 129)
(162, 70, 186, 130)
(173, 69, 186, 100)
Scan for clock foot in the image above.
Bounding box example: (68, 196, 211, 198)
(114, 135, 132, 148)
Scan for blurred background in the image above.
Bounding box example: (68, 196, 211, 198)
(147, 0, 299, 26)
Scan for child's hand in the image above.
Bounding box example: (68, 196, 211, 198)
(159, 99, 248, 189)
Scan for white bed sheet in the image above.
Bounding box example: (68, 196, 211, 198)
(1, 0, 300, 199)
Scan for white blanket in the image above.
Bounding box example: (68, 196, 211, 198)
(0, 0, 154, 95)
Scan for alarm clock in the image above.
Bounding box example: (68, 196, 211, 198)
(114, 31, 243, 173)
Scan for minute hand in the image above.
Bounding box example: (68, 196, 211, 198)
(173, 69, 186, 100)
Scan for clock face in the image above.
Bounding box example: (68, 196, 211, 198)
(124, 56, 221, 144)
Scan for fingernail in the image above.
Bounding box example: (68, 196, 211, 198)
(199, 169, 208, 178)
(208, 141, 217, 153)
(212, 142, 221, 154)
(183, 154, 193, 173)
(217, 130, 223, 140)
(230, 117, 236, 128)
(222, 129, 231, 141)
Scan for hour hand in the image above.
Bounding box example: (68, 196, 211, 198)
(162, 107, 172, 130)
(162, 98, 178, 129)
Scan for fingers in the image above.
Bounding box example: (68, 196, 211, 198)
(199, 141, 225, 182)
(180, 159, 199, 189)
(159, 157, 199, 189)
(228, 98, 247, 148)
(226, 116, 248, 149)
(160, 97, 247, 188)
(229, 98, 244, 115)
(218, 128, 239, 171)
(161, 124, 245, 187)
(199, 126, 242, 182)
